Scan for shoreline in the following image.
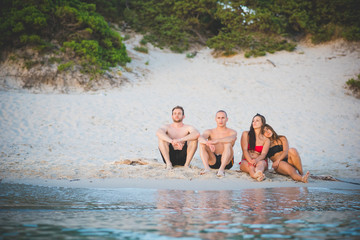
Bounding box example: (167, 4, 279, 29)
(2, 175, 360, 191)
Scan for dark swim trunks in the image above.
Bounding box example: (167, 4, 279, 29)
(160, 142, 188, 166)
(209, 154, 234, 170)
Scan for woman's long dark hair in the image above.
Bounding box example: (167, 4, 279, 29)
(248, 113, 266, 150)
(264, 124, 283, 143)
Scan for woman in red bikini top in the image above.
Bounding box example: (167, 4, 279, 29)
(240, 113, 270, 181)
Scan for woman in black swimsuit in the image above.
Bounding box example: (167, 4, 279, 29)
(263, 124, 309, 183)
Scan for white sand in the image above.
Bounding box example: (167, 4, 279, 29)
(0, 35, 359, 189)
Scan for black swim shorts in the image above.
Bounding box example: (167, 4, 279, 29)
(160, 142, 188, 166)
(209, 154, 234, 169)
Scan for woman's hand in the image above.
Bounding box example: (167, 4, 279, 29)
(248, 158, 257, 167)
(272, 160, 281, 170)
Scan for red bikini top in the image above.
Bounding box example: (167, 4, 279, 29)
(248, 144, 263, 153)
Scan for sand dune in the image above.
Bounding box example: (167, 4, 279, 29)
(0, 36, 359, 189)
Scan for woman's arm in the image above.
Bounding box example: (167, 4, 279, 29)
(240, 131, 255, 164)
(272, 136, 289, 162)
(254, 137, 270, 162)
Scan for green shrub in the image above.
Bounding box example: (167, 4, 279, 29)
(111, 0, 359, 55)
(134, 46, 148, 53)
(24, 60, 38, 69)
(244, 52, 252, 58)
(186, 52, 196, 58)
(140, 38, 148, 45)
(346, 74, 360, 97)
(49, 57, 62, 64)
(0, 0, 131, 78)
(58, 61, 74, 72)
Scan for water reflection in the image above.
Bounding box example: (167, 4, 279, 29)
(153, 187, 359, 239)
(156, 190, 234, 239)
(0, 183, 359, 239)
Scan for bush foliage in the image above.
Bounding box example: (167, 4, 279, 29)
(1, 0, 359, 70)
(88, 0, 360, 56)
(346, 74, 360, 98)
(0, 0, 130, 75)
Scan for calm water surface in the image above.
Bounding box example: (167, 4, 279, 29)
(0, 183, 359, 239)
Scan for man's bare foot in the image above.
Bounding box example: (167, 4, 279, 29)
(216, 170, 225, 178)
(254, 170, 265, 181)
(200, 169, 211, 175)
(166, 164, 173, 170)
(301, 171, 310, 183)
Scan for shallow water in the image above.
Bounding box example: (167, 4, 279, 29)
(0, 183, 359, 239)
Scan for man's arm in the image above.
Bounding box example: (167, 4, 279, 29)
(177, 125, 200, 142)
(210, 130, 237, 145)
(156, 125, 172, 143)
(198, 129, 211, 144)
(199, 129, 216, 152)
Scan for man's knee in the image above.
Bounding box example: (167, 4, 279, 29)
(188, 139, 198, 147)
(199, 142, 207, 150)
(158, 139, 169, 148)
(223, 143, 233, 152)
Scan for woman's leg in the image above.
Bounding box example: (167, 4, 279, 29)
(240, 160, 257, 179)
(254, 160, 267, 181)
(287, 148, 303, 175)
(276, 161, 309, 183)
(240, 160, 265, 181)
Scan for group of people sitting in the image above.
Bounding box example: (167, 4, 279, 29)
(157, 106, 310, 183)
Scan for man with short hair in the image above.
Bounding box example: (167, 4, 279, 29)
(156, 106, 200, 169)
(198, 110, 237, 177)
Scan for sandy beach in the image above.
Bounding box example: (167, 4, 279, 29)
(1, 35, 360, 190)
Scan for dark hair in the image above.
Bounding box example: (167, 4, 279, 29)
(216, 110, 227, 117)
(172, 106, 184, 115)
(248, 113, 266, 150)
(264, 124, 283, 143)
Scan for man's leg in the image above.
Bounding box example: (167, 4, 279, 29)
(184, 140, 198, 167)
(158, 138, 173, 169)
(199, 143, 216, 173)
(217, 143, 233, 176)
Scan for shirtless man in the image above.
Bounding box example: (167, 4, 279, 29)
(198, 110, 237, 177)
(156, 106, 200, 169)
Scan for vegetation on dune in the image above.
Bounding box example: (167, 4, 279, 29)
(346, 75, 360, 98)
(0, 0, 359, 82)
(0, 0, 130, 76)
(86, 0, 360, 56)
